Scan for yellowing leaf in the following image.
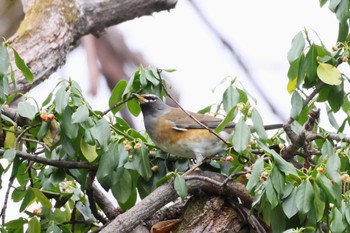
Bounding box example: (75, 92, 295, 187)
(80, 139, 98, 162)
(287, 78, 297, 94)
(4, 126, 16, 148)
(317, 63, 342, 85)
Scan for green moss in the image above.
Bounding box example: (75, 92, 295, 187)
(16, 0, 78, 39)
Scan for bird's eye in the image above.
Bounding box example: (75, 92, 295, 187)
(145, 95, 158, 102)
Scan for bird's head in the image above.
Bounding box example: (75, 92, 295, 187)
(133, 93, 168, 115)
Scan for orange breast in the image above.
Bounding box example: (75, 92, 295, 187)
(146, 116, 229, 158)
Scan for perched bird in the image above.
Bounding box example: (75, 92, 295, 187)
(134, 93, 236, 162)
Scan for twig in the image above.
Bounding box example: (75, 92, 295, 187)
(86, 170, 109, 224)
(0, 149, 93, 169)
(101, 96, 135, 116)
(0, 175, 15, 225)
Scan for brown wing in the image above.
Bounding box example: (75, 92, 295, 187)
(164, 108, 235, 130)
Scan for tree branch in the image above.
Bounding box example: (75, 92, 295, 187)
(282, 109, 320, 160)
(85, 170, 108, 224)
(8, 0, 177, 95)
(0, 149, 93, 169)
(100, 170, 252, 233)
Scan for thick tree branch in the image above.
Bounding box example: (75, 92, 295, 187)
(92, 182, 122, 220)
(8, 0, 177, 95)
(100, 170, 251, 233)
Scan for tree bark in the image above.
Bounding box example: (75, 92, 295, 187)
(101, 170, 255, 233)
(8, 0, 177, 95)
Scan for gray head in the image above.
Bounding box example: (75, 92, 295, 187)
(133, 93, 169, 118)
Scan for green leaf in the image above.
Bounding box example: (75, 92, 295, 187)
(214, 106, 236, 133)
(109, 79, 127, 114)
(127, 97, 141, 116)
(270, 204, 286, 232)
(325, 142, 341, 183)
(28, 217, 41, 233)
(174, 175, 188, 198)
(118, 184, 137, 210)
(112, 169, 133, 204)
(91, 118, 110, 150)
(145, 68, 160, 86)
(72, 105, 89, 123)
(55, 86, 69, 114)
(295, 179, 314, 214)
(287, 31, 305, 63)
(290, 91, 303, 119)
(96, 143, 120, 190)
(31, 188, 52, 208)
(232, 118, 251, 153)
(46, 224, 62, 233)
(313, 182, 325, 221)
(329, 0, 341, 12)
(61, 107, 78, 139)
(287, 58, 300, 81)
(4, 148, 16, 161)
(316, 173, 340, 205)
(338, 18, 349, 42)
(76, 201, 96, 222)
(0, 44, 9, 75)
(12, 48, 34, 84)
(264, 178, 278, 208)
(139, 66, 147, 86)
(270, 166, 284, 194)
(258, 142, 298, 176)
(282, 188, 298, 218)
(17, 101, 36, 120)
(41, 92, 53, 107)
(251, 108, 268, 140)
(5, 218, 26, 230)
(223, 86, 240, 113)
(330, 207, 346, 233)
(133, 144, 152, 180)
(328, 84, 344, 112)
(80, 139, 98, 162)
(304, 44, 318, 83)
(319, 0, 328, 7)
(246, 156, 264, 192)
(20, 188, 35, 212)
(317, 63, 342, 85)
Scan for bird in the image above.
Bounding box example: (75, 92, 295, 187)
(134, 93, 239, 162)
(134, 93, 284, 164)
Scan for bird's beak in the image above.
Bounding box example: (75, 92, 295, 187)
(132, 93, 146, 103)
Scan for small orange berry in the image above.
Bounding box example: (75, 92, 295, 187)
(46, 113, 55, 122)
(316, 167, 324, 173)
(225, 156, 233, 162)
(332, 45, 338, 51)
